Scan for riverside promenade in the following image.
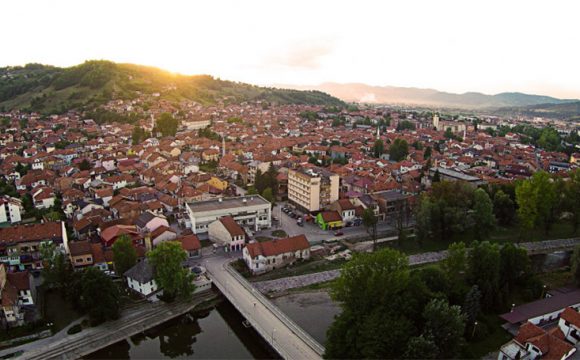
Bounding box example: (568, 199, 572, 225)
(11, 292, 216, 360)
(253, 237, 580, 294)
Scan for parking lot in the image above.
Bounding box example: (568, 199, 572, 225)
(254, 202, 395, 244)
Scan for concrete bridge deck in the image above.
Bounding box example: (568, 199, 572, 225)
(204, 256, 324, 360)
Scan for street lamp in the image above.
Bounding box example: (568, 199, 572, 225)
(472, 321, 478, 338)
(272, 328, 276, 344)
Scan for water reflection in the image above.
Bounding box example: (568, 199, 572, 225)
(86, 297, 274, 359)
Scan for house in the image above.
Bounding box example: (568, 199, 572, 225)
(178, 234, 202, 258)
(243, 235, 310, 274)
(208, 216, 246, 252)
(124, 259, 158, 297)
(559, 307, 580, 344)
(0, 264, 35, 327)
(498, 322, 575, 360)
(150, 225, 177, 247)
(316, 211, 343, 230)
(68, 240, 94, 268)
(100, 224, 141, 247)
(329, 199, 357, 223)
(135, 211, 169, 234)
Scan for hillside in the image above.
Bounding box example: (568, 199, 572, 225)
(0, 61, 343, 113)
(279, 82, 577, 109)
(493, 101, 580, 120)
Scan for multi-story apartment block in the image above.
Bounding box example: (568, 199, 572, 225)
(0, 196, 23, 224)
(288, 167, 339, 212)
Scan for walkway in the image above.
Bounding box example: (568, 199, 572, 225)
(204, 256, 324, 360)
(252, 238, 580, 294)
(14, 292, 216, 360)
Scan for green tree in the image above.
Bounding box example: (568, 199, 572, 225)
(389, 138, 409, 162)
(112, 234, 137, 276)
(500, 243, 530, 292)
(432, 169, 441, 183)
(572, 245, 580, 287)
(148, 241, 194, 300)
(79, 159, 91, 171)
(373, 139, 384, 158)
(262, 187, 274, 203)
(396, 120, 415, 131)
(537, 127, 561, 151)
(40, 242, 73, 289)
(415, 196, 434, 245)
(326, 248, 415, 359)
(156, 112, 179, 137)
(516, 180, 538, 238)
(81, 267, 121, 324)
(463, 285, 481, 326)
(362, 208, 378, 251)
(566, 169, 580, 234)
(422, 298, 466, 359)
(404, 335, 438, 359)
(424, 146, 432, 160)
(467, 241, 501, 311)
(443, 242, 467, 281)
(472, 188, 496, 240)
(532, 171, 558, 234)
(493, 190, 515, 226)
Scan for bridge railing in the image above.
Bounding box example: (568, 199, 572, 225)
(223, 261, 326, 357)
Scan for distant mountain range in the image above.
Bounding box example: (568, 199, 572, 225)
(0, 61, 343, 114)
(277, 82, 578, 110)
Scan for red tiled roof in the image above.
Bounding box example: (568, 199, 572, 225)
(0, 222, 62, 244)
(246, 235, 309, 259)
(219, 216, 245, 237)
(561, 307, 580, 329)
(179, 234, 201, 251)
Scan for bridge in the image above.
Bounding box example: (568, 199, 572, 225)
(204, 256, 325, 360)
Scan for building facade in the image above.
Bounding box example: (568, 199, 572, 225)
(185, 195, 271, 235)
(288, 167, 339, 212)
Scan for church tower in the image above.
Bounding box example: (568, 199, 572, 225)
(432, 114, 440, 131)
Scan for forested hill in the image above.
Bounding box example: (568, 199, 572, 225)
(0, 61, 344, 113)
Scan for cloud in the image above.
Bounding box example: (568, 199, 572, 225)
(268, 39, 335, 69)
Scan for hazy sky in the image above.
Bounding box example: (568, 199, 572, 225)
(3, 0, 580, 98)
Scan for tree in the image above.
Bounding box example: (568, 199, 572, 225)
(262, 187, 274, 203)
(404, 335, 438, 359)
(500, 243, 530, 292)
(472, 188, 496, 240)
(79, 158, 91, 171)
(432, 169, 441, 183)
(40, 242, 73, 289)
(424, 146, 432, 160)
(463, 285, 481, 326)
(422, 298, 466, 359)
(516, 180, 538, 238)
(396, 120, 415, 131)
(389, 138, 409, 162)
(572, 244, 580, 287)
(112, 234, 137, 276)
(532, 171, 558, 234)
(537, 127, 561, 151)
(493, 190, 515, 226)
(467, 241, 501, 311)
(443, 242, 467, 281)
(373, 139, 384, 158)
(362, 208, 378, 251)
(81, 267, 121, 324)
(148, 241, 194, 300)
(566, 169, 580, 234)
(416, 196, 434, 245)
(156, 112, 179, 137)
(326, 248, 415, 359)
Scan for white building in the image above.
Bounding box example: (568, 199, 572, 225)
(124, 260, 158, 297)
(208, 216, 246, 252)
(0, 196, 23, 224)
(288, 167, 339, 212)
(186, 195, 271, 235)
(243, 235, 310, 275)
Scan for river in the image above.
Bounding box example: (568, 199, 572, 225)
(86, 291, 339, 359)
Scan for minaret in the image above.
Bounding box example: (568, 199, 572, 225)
(376, 125, 380, 139)
(221, 133, 226, 157)
(433, 114, 439, 131)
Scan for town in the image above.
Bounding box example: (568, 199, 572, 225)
(0, 82, 580, 359)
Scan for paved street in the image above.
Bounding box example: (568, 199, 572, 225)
(204, 255, 324, 360)
(257, 202, 395, 244)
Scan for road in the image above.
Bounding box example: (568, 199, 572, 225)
(204, 255, 324, 360)
(258, 202, 395, 244)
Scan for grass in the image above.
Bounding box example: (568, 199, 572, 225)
(43, 289, 82, 332)
(537, 269, 574, 289)
(463, 314, 511, 359)
(271, 230, 288, 238)
(255, 236, 273, 243)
